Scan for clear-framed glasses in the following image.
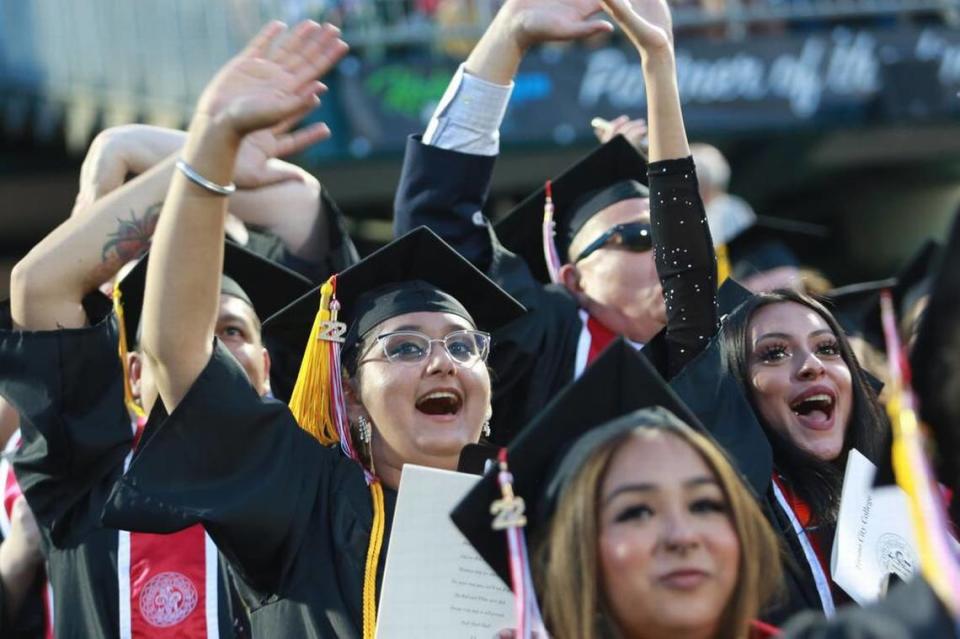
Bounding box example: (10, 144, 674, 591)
(573, 221, 653, 264)
(364, 329, 491, 367)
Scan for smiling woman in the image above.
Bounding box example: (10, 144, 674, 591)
(721, 290, 888, 525)
(452, 341, 783, 639)
(96, 18, 527, 639)
(104, 226, 524, 639)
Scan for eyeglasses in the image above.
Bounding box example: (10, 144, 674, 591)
(363, 329, 491, 368)
(573, 222, 653, 264)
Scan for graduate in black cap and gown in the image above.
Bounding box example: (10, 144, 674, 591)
(911, 209, 960, 525)
(778, 213, 960, 635)
(101, 21, 524, 639)
(452, 342, 957, 639)
(0, 79, 317, 638)
(1, 249, 309, 639)
(67, 118, 361, 403)
(452, 339, 785, 639)
(393, 0, 718, 443)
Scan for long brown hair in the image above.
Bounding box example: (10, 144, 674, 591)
(536, 419, 782, 639)
(720, 289, 889, 522)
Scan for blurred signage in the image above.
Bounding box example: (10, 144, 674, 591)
(333, 26, 960, 157)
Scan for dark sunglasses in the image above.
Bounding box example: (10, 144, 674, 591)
(573, 222, 653, 264)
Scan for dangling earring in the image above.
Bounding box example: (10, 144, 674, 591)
(358, 415, 372, 444)
(482, 419, 491, 438)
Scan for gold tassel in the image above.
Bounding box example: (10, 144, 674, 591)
(112, 286, 145, 419)
(287, 276, 386, 637)
(289, 277, 340, 445)
(362, 480, 386, 639)
(716, 243, 730, 285)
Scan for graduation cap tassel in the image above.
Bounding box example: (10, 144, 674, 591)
(362, 480, 386, 638)
(111, 285, 146, 421)
(542, 180, 563, 285)
(289, 276, 350, 450)
(493, 449, 547, 638)
(716, 243, 731, 285)
(880, 290, 960, 617)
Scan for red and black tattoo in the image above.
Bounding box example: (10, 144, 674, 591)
(101, 203, 161, 264)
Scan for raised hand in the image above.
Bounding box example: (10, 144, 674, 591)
(592, 115, 648, 150)
(600, 0, 673, 56)
(500, 0, 614, 50)
(196, 20, 348, 145)
(232, 122, 320, 188)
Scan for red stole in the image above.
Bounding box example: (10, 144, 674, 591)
(0, 432, 55, 639)
(771, 475, 836, 615)
(119, 418, 219, 638)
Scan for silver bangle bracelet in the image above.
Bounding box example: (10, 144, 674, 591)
(175, 159, 236, 196)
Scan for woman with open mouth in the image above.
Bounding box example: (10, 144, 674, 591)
(453, 342, 785, 639)
(454, 342, 957, 639)
(99, 20, 525, 639)
(712, 288, 890, 621)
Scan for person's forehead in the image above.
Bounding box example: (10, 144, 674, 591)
(218, 293, 259, 325)
(373, 310, 474, 335)
(602, 430, 709, 491)
(749, 301, 832, 339)
(573, 197, 650, 243)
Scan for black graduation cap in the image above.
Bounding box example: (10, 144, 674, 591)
(262, 226, 526, 364)
(450, 339, 708, 588)
(494, 136, 649, 284)
(825, 240, 941, 350)
(725, 216, 829, 281)
(910, 211, 960, 500)
(115, 240, 313, 344)
(661, 278, 774, 495)
(821, 278, 896, 343)
(717, 277, 754, 318)
(640, 277, 754, 380)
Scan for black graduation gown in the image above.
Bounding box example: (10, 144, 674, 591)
(393, 137, 717, 444)
(910, 209, 960, 518)
(0, 308, 241, 639)
(781, 577, 958, 638)
(667, 315, 839, 624)
(102, 343, 397, 639)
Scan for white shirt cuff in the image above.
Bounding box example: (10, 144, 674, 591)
(423, 65, 513, 156)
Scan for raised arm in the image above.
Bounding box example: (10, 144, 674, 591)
(394, 0, 612, 264)
(72, 124, 187, 217)
(141, 20, 346, 409)
(10, 155, 173, 331)
(602, 0, 688, 162)
(76, 124, 332, 263)
(11, 116, 333, 332)
(604, 0, 716, 375)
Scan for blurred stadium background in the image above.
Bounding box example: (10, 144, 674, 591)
(2, 0, 960, 299)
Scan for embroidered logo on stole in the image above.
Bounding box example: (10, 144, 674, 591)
(120, 420, 219, 638)
(139, 571, 200, 627)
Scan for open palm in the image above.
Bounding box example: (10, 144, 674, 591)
(197, 21, 348, 149)
(233, 120, 326, 188)
(601, 0, 673, 54)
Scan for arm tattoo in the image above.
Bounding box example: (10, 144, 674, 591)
(101, 202, 161, 264)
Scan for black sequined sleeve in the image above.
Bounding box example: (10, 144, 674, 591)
(648, 156, 719, 378)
